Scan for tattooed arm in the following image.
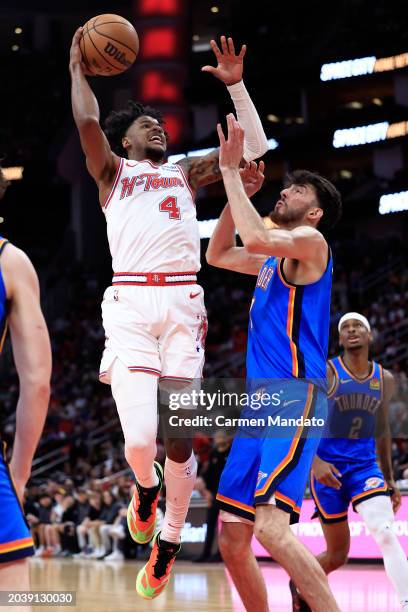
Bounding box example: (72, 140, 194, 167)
(177, 150, 222, 192)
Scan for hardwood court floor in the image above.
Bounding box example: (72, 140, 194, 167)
(29, 558, 400, 611)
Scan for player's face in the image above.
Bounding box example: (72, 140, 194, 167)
(339, 319, 370, 351)
(123, 115, 167, 161)
(270, 183, 320, 226)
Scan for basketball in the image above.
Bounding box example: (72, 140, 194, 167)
(79, 14, 139, 76)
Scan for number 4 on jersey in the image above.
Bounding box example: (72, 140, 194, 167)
(159, 196, 181, 220)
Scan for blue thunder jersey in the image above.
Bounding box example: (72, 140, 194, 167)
(246, 252, 333, 383)
(317, 356, 383, 464)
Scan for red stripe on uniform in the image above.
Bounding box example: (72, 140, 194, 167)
(177, 162, 195, 201)
(128, 366, 161, 377)
(104, 158, 124, 210)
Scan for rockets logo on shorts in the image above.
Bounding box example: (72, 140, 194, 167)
(196, 314, 208, 350)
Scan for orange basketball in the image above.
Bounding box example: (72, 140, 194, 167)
(80, 14, 139, 77)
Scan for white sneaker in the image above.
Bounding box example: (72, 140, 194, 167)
(104, 550, 124, 561)
(34, 546, 44, 557)
(89, 547, 104, 559)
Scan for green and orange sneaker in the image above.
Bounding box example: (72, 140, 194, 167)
(127, 461, 163, 545)
(136, 532, 180, 600)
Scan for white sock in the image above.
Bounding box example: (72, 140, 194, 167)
(358, 497, 408, 604)
(161, 452, 197, 544)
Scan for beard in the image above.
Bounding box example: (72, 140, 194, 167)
(269, 204, 304, 226)
(145, 145, 166, 163)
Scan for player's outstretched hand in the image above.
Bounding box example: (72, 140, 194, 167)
(217, 113, 244, 171)
(201, 36, 246, 86)
(312, 456, 342, 489)
(389, 481, 402, 513)
(69, 27, 93, 76)
(240, 161, 265, 197)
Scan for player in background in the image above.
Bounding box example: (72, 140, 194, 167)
(206, 114, 341, 611)
(0, 166, 52, 598)
(69, 30, 268, 599)
(291, 313, 408, 611)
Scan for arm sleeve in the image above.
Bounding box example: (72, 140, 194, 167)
(227, 80, 269, 162)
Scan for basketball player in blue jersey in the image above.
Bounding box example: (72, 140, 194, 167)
(291, 312, 408, 611)
(206, 114, 342, 611)
(0, 169, 51, 593)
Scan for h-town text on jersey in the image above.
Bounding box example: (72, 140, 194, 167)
(120, 174, 184, 199)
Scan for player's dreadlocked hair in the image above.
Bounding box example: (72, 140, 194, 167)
(103, 101, 165, 157)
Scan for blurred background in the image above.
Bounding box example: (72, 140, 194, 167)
(0, 0, 408, 560)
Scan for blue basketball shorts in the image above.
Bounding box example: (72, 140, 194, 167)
(216, 382, 327, 524)
(311, 459, 390, 524)
(0, 443, 34, 563)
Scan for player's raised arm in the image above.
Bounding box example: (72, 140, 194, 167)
(218, 114, 327, 262)
(178, 36, 268, 191)
(1, 245, 52, 500)
(376, 369, 401, 512)
(69, 28, 119, 190)
(206, 161, 267, 275)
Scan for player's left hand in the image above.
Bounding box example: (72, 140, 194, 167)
(201, 36, 246, 86)
(240, 161, 265, 197)
(217, 113, 244, 171)
(388, 481, 402, 513)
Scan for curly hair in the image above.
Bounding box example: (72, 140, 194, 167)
(103, 101, 164, 157)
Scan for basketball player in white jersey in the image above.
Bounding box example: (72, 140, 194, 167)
(69, 28, 268, 598)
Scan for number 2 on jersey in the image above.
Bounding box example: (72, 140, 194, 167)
(159, 196, 181, 220)
(349, 416, 363, 439)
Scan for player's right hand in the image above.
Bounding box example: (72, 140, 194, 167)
(69, 27, 93, 75)
(312, 457, 342, 489)
(240, 161, 265, 197)
(201, 36, 246, 86)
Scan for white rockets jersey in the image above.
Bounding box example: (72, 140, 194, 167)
(102, 157, 200, 273)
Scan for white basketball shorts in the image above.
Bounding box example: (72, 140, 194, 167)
(99, 284, 207, 385)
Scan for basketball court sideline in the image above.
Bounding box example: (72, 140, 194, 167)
(29, 559, 400, 611)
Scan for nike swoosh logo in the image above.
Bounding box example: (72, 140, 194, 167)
(189, 292, 200, 299)
(340, 379, 353, 384)
(283, 399, 301, 408)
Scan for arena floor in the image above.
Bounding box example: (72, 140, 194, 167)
(30, 558, 400, 611)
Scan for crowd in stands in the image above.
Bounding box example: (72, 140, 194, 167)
(24, 479, 143, 561)
(0, 235, 407, 558)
